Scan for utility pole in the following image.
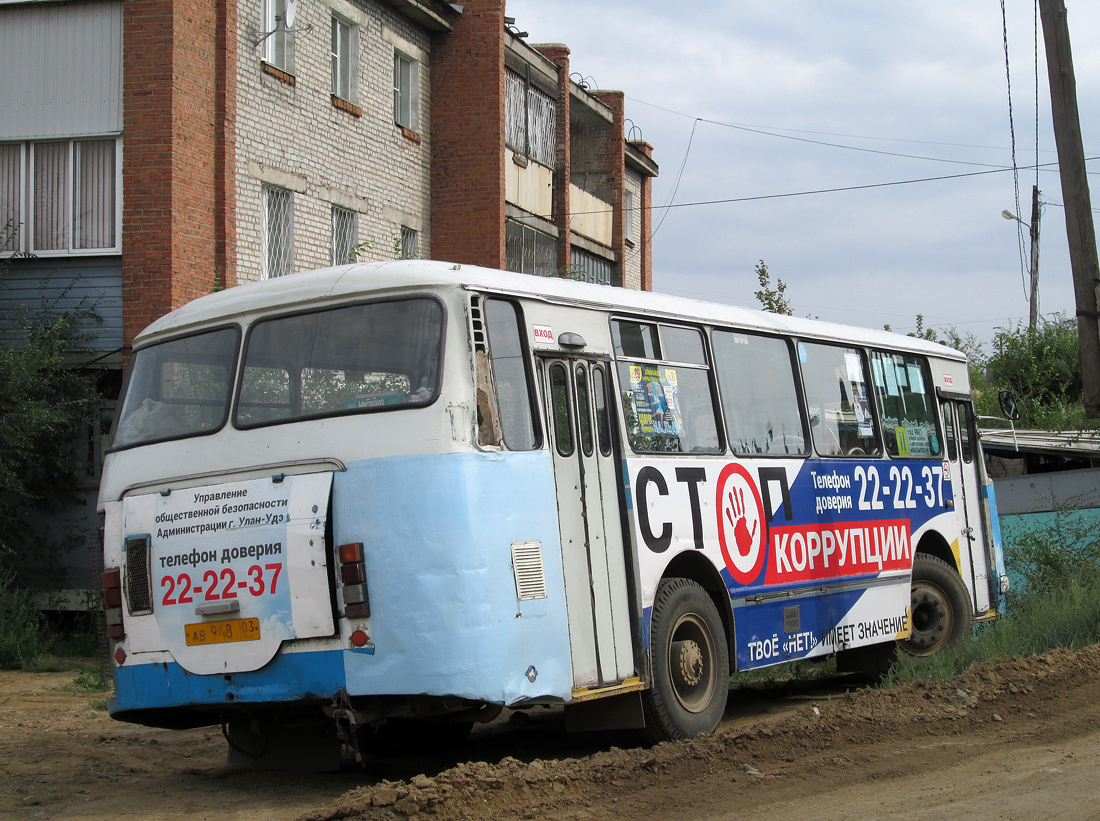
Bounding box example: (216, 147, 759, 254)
(1038, 0, 1100, 417)
(1028, 184, 1041, 329)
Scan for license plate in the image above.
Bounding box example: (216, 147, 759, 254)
(184, 617, 261, 647)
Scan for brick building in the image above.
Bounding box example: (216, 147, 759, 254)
(0, 0, 657, 597)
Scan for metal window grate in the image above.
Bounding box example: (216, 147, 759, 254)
(511, 540, 548, 601)
(124, 534, 153, 615)
(331, 205, 357, 264)
(399, 225, 419, 259)
(504, 68, 556, 167)
(505, 219, 556, 277)
(264, 185, 293, 278)
(570, 247, 613, 285)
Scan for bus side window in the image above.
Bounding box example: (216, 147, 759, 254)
(958, 403, 973, 464)
(944, 404, 958, 462)
(549, 363, 574, 457)
(575, 364, 594, 457)
(799, 342, 880, 458)
(592, 365, 613, 457)
(712, 330, 806, 456)
(484, 298, 539, 450)
(869, 351, 942, 458)
(612, 319, 721, 454)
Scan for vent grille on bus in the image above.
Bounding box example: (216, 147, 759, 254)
(511, 540, 548, 601)
(469, 295, 487, 353)
(124, 534, 153, 615)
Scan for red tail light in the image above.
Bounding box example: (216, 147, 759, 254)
(102, 568, 126, 648)
(336, 543, 370, 620)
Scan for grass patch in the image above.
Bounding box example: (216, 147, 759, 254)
(884, 565, 1100, 687)
(70, 665, 111, 693)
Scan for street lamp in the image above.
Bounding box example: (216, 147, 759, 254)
(1002, 185, 1042, 329)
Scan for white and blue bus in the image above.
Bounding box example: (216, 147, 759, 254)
(99, 260, 1007, 762)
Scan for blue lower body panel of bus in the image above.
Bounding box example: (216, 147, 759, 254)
(110, 450, 573, 722)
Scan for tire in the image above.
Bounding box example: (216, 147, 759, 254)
(641, 578, 729, 743)
(899, 554, 972, 657)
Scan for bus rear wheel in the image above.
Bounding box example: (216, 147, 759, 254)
(899, 554, 971, 657)
(641, 578, 729, 743)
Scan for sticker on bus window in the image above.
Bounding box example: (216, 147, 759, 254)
(628, 364, 682, 436)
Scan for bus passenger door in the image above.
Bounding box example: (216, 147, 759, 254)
(542, 357, 635, 689)
(942, 399, 989, 613)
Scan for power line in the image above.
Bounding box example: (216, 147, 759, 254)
(506, 158, 1089, 222)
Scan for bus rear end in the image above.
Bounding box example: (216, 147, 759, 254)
(98, 269, 573, 765)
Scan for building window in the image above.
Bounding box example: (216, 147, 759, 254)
(262, 0, 294, 74)
(624, 190, 635, 244)
(331, 16, 356, 102)
(0, 143, 23, 253)
(399, 226, 419, 259)
(505, 218, 556, 276)
(263, 185, 293, 278)
(505, 68, 556, 167)
(0, 138, 120, 257)
(570, 247, 613, 285)
(394, 52, 419, 132)
(332, 206, 357, 265)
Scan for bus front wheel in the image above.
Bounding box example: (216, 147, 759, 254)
(899, 554, 971, 657)
(641, 578, 729, 742)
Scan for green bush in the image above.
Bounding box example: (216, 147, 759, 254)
(0, 566, 51, 669)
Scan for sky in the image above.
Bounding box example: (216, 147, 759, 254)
(503, 0, 1100, 347)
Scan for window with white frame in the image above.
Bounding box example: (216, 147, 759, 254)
(0, 138, 121, 256)
(331, 206, 357, 265)
(331, 15, 356, 101)
(393, 52, 419, 132)
(624, 189, 635, 244)
(0, 143, 22, 253)
(263, 185, 293, 278)
(505, 68, 556, 167)
(399, 226, 419, 259)
(262, 0, 294, 74)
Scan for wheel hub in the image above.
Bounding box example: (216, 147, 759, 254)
(906, 584, 951, 653)
(673, 639, 704, 687)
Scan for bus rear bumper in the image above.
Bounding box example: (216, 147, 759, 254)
(109, 648, 346, 728)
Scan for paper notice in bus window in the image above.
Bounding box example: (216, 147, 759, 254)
(907, 426, 932, 456)
(880, 360, 899, 396)
(629, 365, 682, 436)
(896, 425, 933, 457)
(844, 352, 862, 384)
(907, 364, 926, 396)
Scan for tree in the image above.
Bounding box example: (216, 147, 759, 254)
(985, 315, 1092, 430)
(0, 256, 100, 562)
(909, 314, 938, 342)
(753, 260, 792, 316)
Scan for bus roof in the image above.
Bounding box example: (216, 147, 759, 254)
(136, 260, 966, 361)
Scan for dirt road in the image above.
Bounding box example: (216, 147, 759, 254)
(4, 646, 1100, 820)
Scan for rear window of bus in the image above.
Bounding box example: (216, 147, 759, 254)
(235, 297, 444, 428)
(111, 326, 240, 450)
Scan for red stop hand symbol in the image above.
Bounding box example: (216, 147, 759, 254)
(725, 486, 758, 558)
